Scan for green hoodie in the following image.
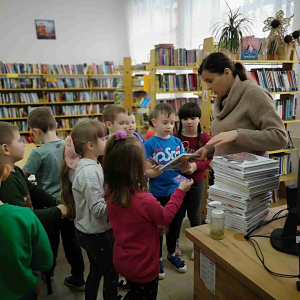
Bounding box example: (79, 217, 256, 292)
(0, 203, 53, 300)
(0, 166, 61, 225)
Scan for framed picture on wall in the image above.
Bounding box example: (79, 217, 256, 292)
(35, 20, 56, 40)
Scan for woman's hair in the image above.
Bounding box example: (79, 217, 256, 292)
(198, 52, 252, 81)
(60, 118, 107, 220)
(178, 102, 202, 149)
(103, 134, 147, 208)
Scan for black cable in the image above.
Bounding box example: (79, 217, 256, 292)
(248, 237, 299, 278)
(244, 210, 300, 279)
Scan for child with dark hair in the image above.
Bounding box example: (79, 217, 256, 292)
(173, 102, 212, 259)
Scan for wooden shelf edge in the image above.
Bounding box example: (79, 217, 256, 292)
(269, 148, 298, 154)
(269, 198, 287, 208)
(279, 174, 298, 182)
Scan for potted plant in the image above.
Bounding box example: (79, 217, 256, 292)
(212, 1, 253, 60)
(262, 10, 295, 60)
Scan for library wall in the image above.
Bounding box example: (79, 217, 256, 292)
(0, 0, 129, 64)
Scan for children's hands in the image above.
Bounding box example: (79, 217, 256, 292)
(179, 162, 191, 173)
(57, 204, 69, 218)
(185, 162, 197, 175)
(179, 179, 194, 193)
(151, 164, 163, 177)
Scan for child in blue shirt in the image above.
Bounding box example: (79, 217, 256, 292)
(144, 103, 191, 280)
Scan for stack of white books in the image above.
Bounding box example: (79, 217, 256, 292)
(206, 153, 279, 234)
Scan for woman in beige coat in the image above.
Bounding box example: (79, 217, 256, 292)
(194, 52, 287, 159)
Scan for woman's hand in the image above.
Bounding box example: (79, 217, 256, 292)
(205, 130, 238, 147)
(189, 147, 208, 162)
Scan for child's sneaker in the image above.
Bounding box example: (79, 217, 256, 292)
(175, 245, 182, 256)
(118, 278, 130, 292)
(64, 276, 86, 291)
(167, 254, 187, 273)
(159, 260, 165, 280)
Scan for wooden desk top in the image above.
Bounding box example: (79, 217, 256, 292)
(186, 206, 300, 300)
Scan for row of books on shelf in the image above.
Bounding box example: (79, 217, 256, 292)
(92, 78, 121, 88)
(0, 62, 89, 75)
(0, 92, 117, 104)
(155, 44, 200, 66)
(0, 78, 42, 89)
(50, 104, 105, 116)
(10, 116, 104, 132)
(46, 78, 89, 89)
(0, 104, 109, 118)
(92, 62, 116, 75)
(0, 93, 40, 104)
(250, 69, 298, 93)
(46, 92, 92, 102)
(270, 153, 292, 175)
(274, 96, 297, 120)
(157, 97, 201, 114)
(156, 73, 199, 92)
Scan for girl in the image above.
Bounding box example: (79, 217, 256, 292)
(173, 102, 212, 260)
(103, 130, 193, 300)
(126, 111, 145, 144)
(194, 52, 287, 160)
(60, 118, 119, 300)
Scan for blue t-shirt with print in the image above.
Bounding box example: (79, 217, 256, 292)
(144, 135, 185, 197)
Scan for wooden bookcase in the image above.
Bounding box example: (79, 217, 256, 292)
(0, 64, 124, 142)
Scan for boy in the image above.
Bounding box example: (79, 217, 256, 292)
(144, 103, 190, 280)
(127, 111, 145, 144)
(146, 110, 156, 140)
(22, 108, 85, 291)
(0, 121, 68, 290)
(103, 104, 128, 135)
(0, 146, 53, 300)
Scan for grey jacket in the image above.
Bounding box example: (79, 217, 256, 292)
(69, 159, 111, 234)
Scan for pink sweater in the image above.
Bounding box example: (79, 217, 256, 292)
(106, 188, 185, 283)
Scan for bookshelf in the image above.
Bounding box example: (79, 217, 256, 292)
(149, 49, 201, 113)
(119, 57, 150, 136)
(0, 64, 123, 143)
(198, 37, 300, 209)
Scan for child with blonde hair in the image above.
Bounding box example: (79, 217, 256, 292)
(60, 118, 119, 300)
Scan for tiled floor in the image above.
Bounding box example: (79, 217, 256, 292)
(39, 217, 195, 300)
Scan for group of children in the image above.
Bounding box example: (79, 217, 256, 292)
(0, 101, 211, 300)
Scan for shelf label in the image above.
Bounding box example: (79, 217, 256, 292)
(46, 78, 57, 82)
(7, 74, 19, 78)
